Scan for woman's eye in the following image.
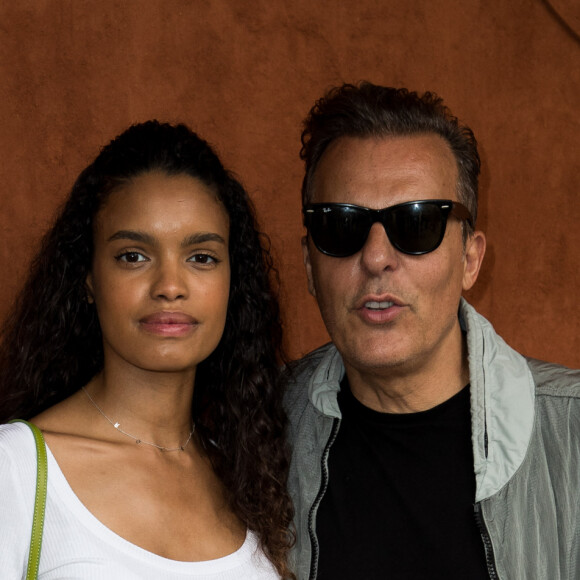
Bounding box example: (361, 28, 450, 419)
(188, 253, 218, 265)
(115, 252, 148, 263)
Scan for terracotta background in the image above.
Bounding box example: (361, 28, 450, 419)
(0, 0, 578, 368)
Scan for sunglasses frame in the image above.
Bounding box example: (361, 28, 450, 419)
(303, 199, 474, 257)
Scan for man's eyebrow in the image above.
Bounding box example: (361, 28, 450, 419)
(181, 232, 227, 247)
(107, 230, 156, 245)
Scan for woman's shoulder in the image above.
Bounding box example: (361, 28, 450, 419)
(0, 422, 38, 517)
(0, 420, 37, 440)
(0, 421, 38, 468)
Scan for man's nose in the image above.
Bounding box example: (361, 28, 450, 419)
(360, 222, 400, 274)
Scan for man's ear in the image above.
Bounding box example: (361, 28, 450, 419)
(302, 236, 316, 298)
(85, 273, 95, 304)
(462, 230, 486, 291)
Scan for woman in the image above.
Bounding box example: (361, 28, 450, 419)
(0, 121, 295, 578)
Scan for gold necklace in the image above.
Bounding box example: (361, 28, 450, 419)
(82, 387, 195, 452)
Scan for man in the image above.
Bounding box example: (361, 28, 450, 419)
(285, 82, 580, 580)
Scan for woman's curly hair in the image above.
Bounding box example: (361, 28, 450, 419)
(0, 121, 295, 578)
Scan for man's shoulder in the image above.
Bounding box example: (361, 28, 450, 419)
(283, 342, 334, 396)
(462, 299, 580, 400)
(526, 359, 580, 458)
(527, 357, 580, 398)
(286, 343, 336, 379)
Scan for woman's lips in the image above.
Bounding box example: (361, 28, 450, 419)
(139, 312, 198, 336)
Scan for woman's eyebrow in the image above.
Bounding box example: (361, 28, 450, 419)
(181, 233, 226, 247)
(107, 230, 156, 245)
(106, 231, 226, 247)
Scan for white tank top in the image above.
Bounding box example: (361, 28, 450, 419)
(0, 422, 280, 579)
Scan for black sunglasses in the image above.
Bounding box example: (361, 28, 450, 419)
(303, 199, 473, 257)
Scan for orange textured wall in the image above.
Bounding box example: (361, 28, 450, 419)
(0, 1, 578, 367)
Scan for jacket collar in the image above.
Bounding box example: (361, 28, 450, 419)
(462, 299, 535, 501)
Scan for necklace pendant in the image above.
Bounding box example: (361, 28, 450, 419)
(81, 387, 195, 452)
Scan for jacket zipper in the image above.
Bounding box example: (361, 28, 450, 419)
(474, 502, 500, 579)
(307, 417, 340, 580)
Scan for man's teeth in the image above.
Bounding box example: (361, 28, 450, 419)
(365, 301, 395, 310)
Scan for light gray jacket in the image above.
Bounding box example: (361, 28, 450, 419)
(285, 300, 580, 579)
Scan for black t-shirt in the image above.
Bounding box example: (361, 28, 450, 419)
(315, 379, 489, 580)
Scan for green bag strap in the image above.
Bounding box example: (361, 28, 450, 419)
(9, 419, 48, 580)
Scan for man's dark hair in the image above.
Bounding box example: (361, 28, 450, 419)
(300, 81, 481, 229)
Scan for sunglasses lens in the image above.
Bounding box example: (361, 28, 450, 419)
(387, 202, 446, 254)
(308, 206, 369, 257)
